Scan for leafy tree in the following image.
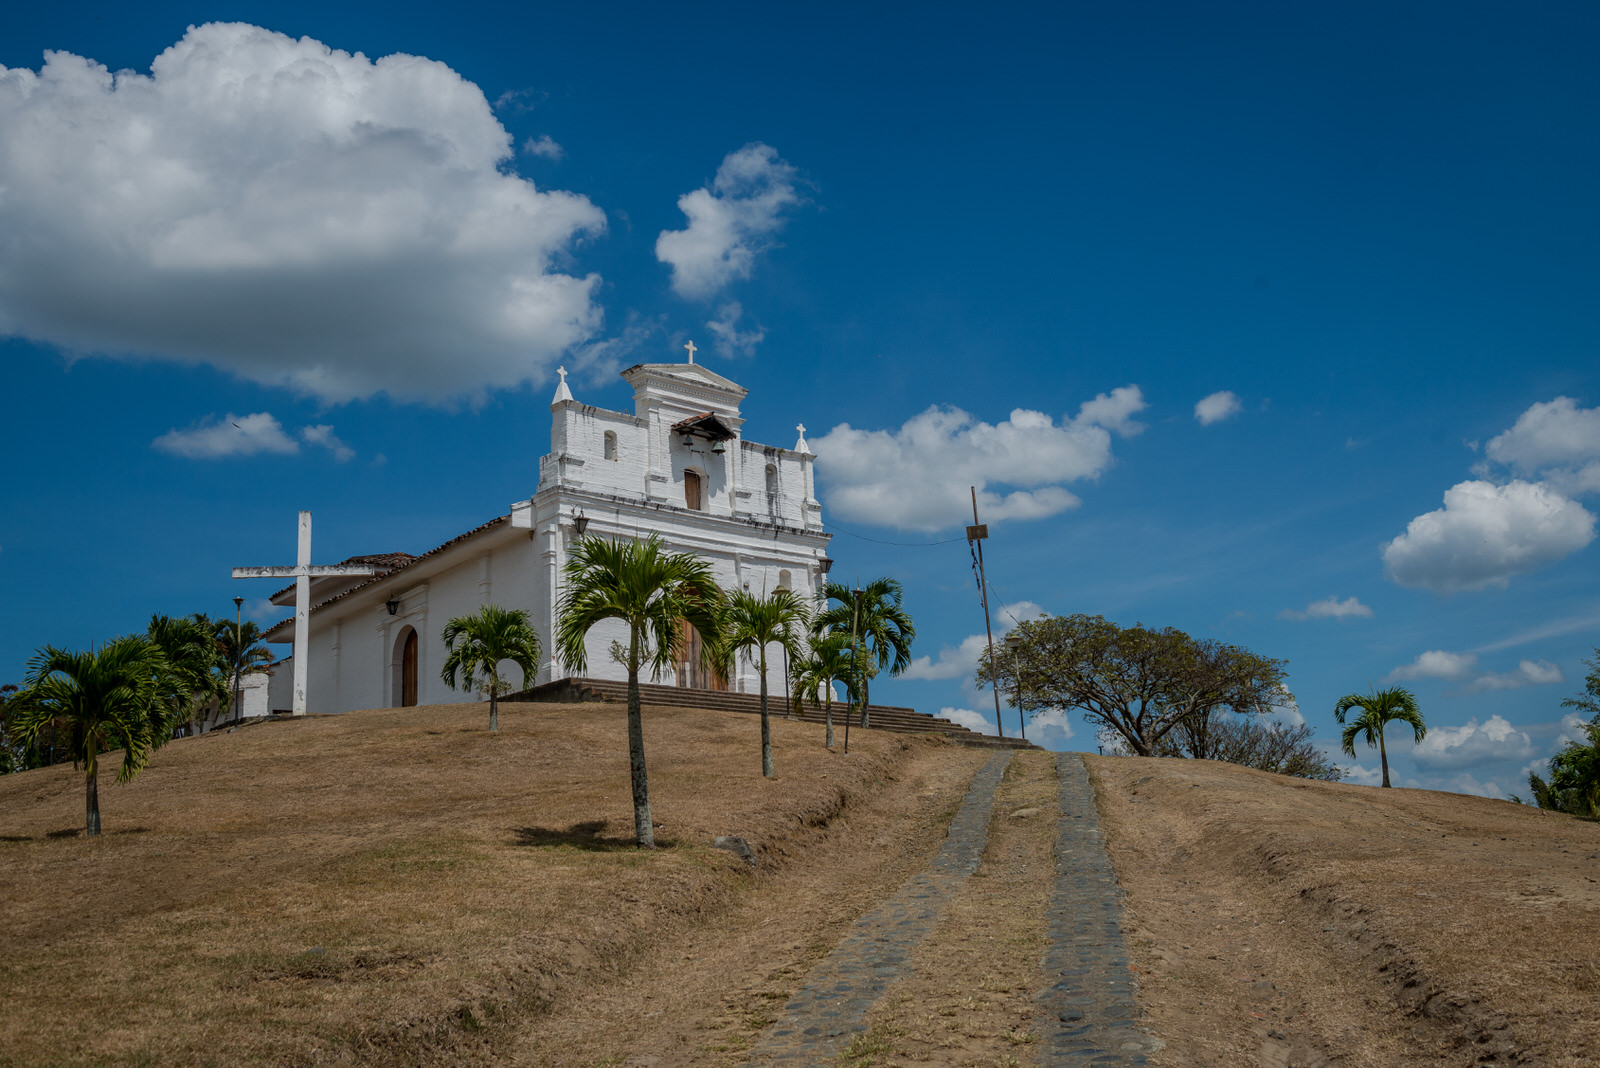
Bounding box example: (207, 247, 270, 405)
(1335, 686, 1426, 788)
(556, 535, 724, 848)
(13, 637, 170, 836)
(1561, 649, 1600, 719)
(1528, 650, 1600, 817)
(213, 617, 275, 727)
(813, 579, 915, 728)
(982, 614, 1290, 756)
(147, 614, 230, 737)
(439, 604, 542, 731)
(716, 589, 809, 776)
(1140, 714, 1343, 780)
(792, 631, 856, 749)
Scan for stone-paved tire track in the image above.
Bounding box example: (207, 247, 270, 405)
(742, 750, 1013, 1065)
(1036, 752, 1161, 1065)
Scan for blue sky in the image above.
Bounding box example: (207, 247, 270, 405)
(2, 1, 1597, 798)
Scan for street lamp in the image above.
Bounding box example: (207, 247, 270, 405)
(1004, 632, 1025, 742)
(232, 596, 244, 729)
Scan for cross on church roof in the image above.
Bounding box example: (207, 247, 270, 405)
(684, 340, 696, 364)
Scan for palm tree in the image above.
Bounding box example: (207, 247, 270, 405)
(1336, 686, 1426, 788)
(440, 604, 542, 731)
(147, 614, 230, 737)
(556, 535, 724, 848)
(13, 637, 169, 836)
(213, 618, 275, 728)
(792, 630, 856, 749)
(717, 588, 810, 777)
(813, 579, 915, 728)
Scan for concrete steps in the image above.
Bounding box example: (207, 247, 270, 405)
(505, 677, 1036, 750)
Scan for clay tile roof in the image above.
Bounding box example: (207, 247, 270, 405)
(672, 411, 735, 441)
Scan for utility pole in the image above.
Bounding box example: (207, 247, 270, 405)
(968, 487, 1003, 738)
(232, 596, 244, 729)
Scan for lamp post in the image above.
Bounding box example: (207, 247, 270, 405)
(1004, 632, 1025, 742)
(232, 596, 244, 729)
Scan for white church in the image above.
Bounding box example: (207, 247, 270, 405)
(255, 348, 833, 715)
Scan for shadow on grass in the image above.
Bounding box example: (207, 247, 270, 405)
(513, 820, 675, 851)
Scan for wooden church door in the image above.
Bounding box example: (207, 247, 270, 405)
(402, 629, 418, 706)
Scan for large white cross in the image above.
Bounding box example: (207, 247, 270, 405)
(232, 512, 376, 716)
(684, 339, 696, 363)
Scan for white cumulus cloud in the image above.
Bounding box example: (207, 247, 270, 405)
(0, 23, 606, 405)
(1194, 390, 1242, 425)
(300, 424, 355, 462)
(153, 412, 299, 458)
(1459, 659, 1563, 694)
(1412, 715, 1537, 771)
(655, 143, 802, 300)
(902, 601, 1045, 680)
(1279, 595, 1373, 621)
(1382, 480, 1596, 593)
(1386, 649, 1480, 682)
(706, 301, 765, 358)
(521, 134, 564, 160)
(1486, 396, 1600, 473)
(812, 387, 1145, 532)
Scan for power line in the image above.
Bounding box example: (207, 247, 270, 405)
(826, 521, 967, 547)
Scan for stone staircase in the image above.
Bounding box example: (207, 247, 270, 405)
(504, 677, 1036, 750)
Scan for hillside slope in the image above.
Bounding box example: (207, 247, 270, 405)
(0, 701, 986, 1067)
(1089, 755, 1600, 1068)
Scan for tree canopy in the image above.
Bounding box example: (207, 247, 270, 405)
(980, 613, 1290, 756)
(13, 637, 172, 835)
(1530, 649, 1600, 817)
(556, 535, 724, 848)
(1335, 686, 1426, 788)
(440, 604, 542, 731)
(813, 579, 915, 728)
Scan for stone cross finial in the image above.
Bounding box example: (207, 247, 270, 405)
(551, 364, 574, 403)
(795, 423, 812, 455)
(685, 340, 696, 364)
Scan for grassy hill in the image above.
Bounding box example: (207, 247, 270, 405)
(0, 701, 983, 1067)
(1090, 754, 1600, 1068)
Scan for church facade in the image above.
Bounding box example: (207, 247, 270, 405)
(262, 354, 832, 714)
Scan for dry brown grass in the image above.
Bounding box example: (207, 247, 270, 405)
(1090, 755, 1600, 1068)
(0, 701, 975, 1067)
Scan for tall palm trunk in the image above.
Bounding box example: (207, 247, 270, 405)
(759, 648, 773, 778)
(859, 673, 870, 729)
(489, 675, 499, 732)
(84, 736, 101, 837)
(626, 625, 654, 848)
(1379, 728, 1390, 788)
(824, 682, 834, 749)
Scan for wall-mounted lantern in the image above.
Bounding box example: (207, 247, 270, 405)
(818, 557, 834, 575)
(385, 597, 400, 616)
(573, 510, 590, 535)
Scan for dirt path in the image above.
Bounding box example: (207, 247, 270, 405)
(499, 737, 993, 1067)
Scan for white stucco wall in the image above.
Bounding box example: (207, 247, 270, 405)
(269, 361, 831, 715)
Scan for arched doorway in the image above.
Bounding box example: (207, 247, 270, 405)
(392, 626, 419, 707)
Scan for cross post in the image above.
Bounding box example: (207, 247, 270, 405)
(685, 340, 696, 363)
(233, 511, 376, 716)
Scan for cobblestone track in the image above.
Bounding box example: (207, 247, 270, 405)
(1037, 753, 1158, 1065)
(742, 751, 1013, 1065)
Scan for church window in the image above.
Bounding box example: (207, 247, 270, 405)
(684, 468, 704, 511)
(604, 431, 617, 461)
(765, 463, 779, 497)
(778, 569, 792, 591)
